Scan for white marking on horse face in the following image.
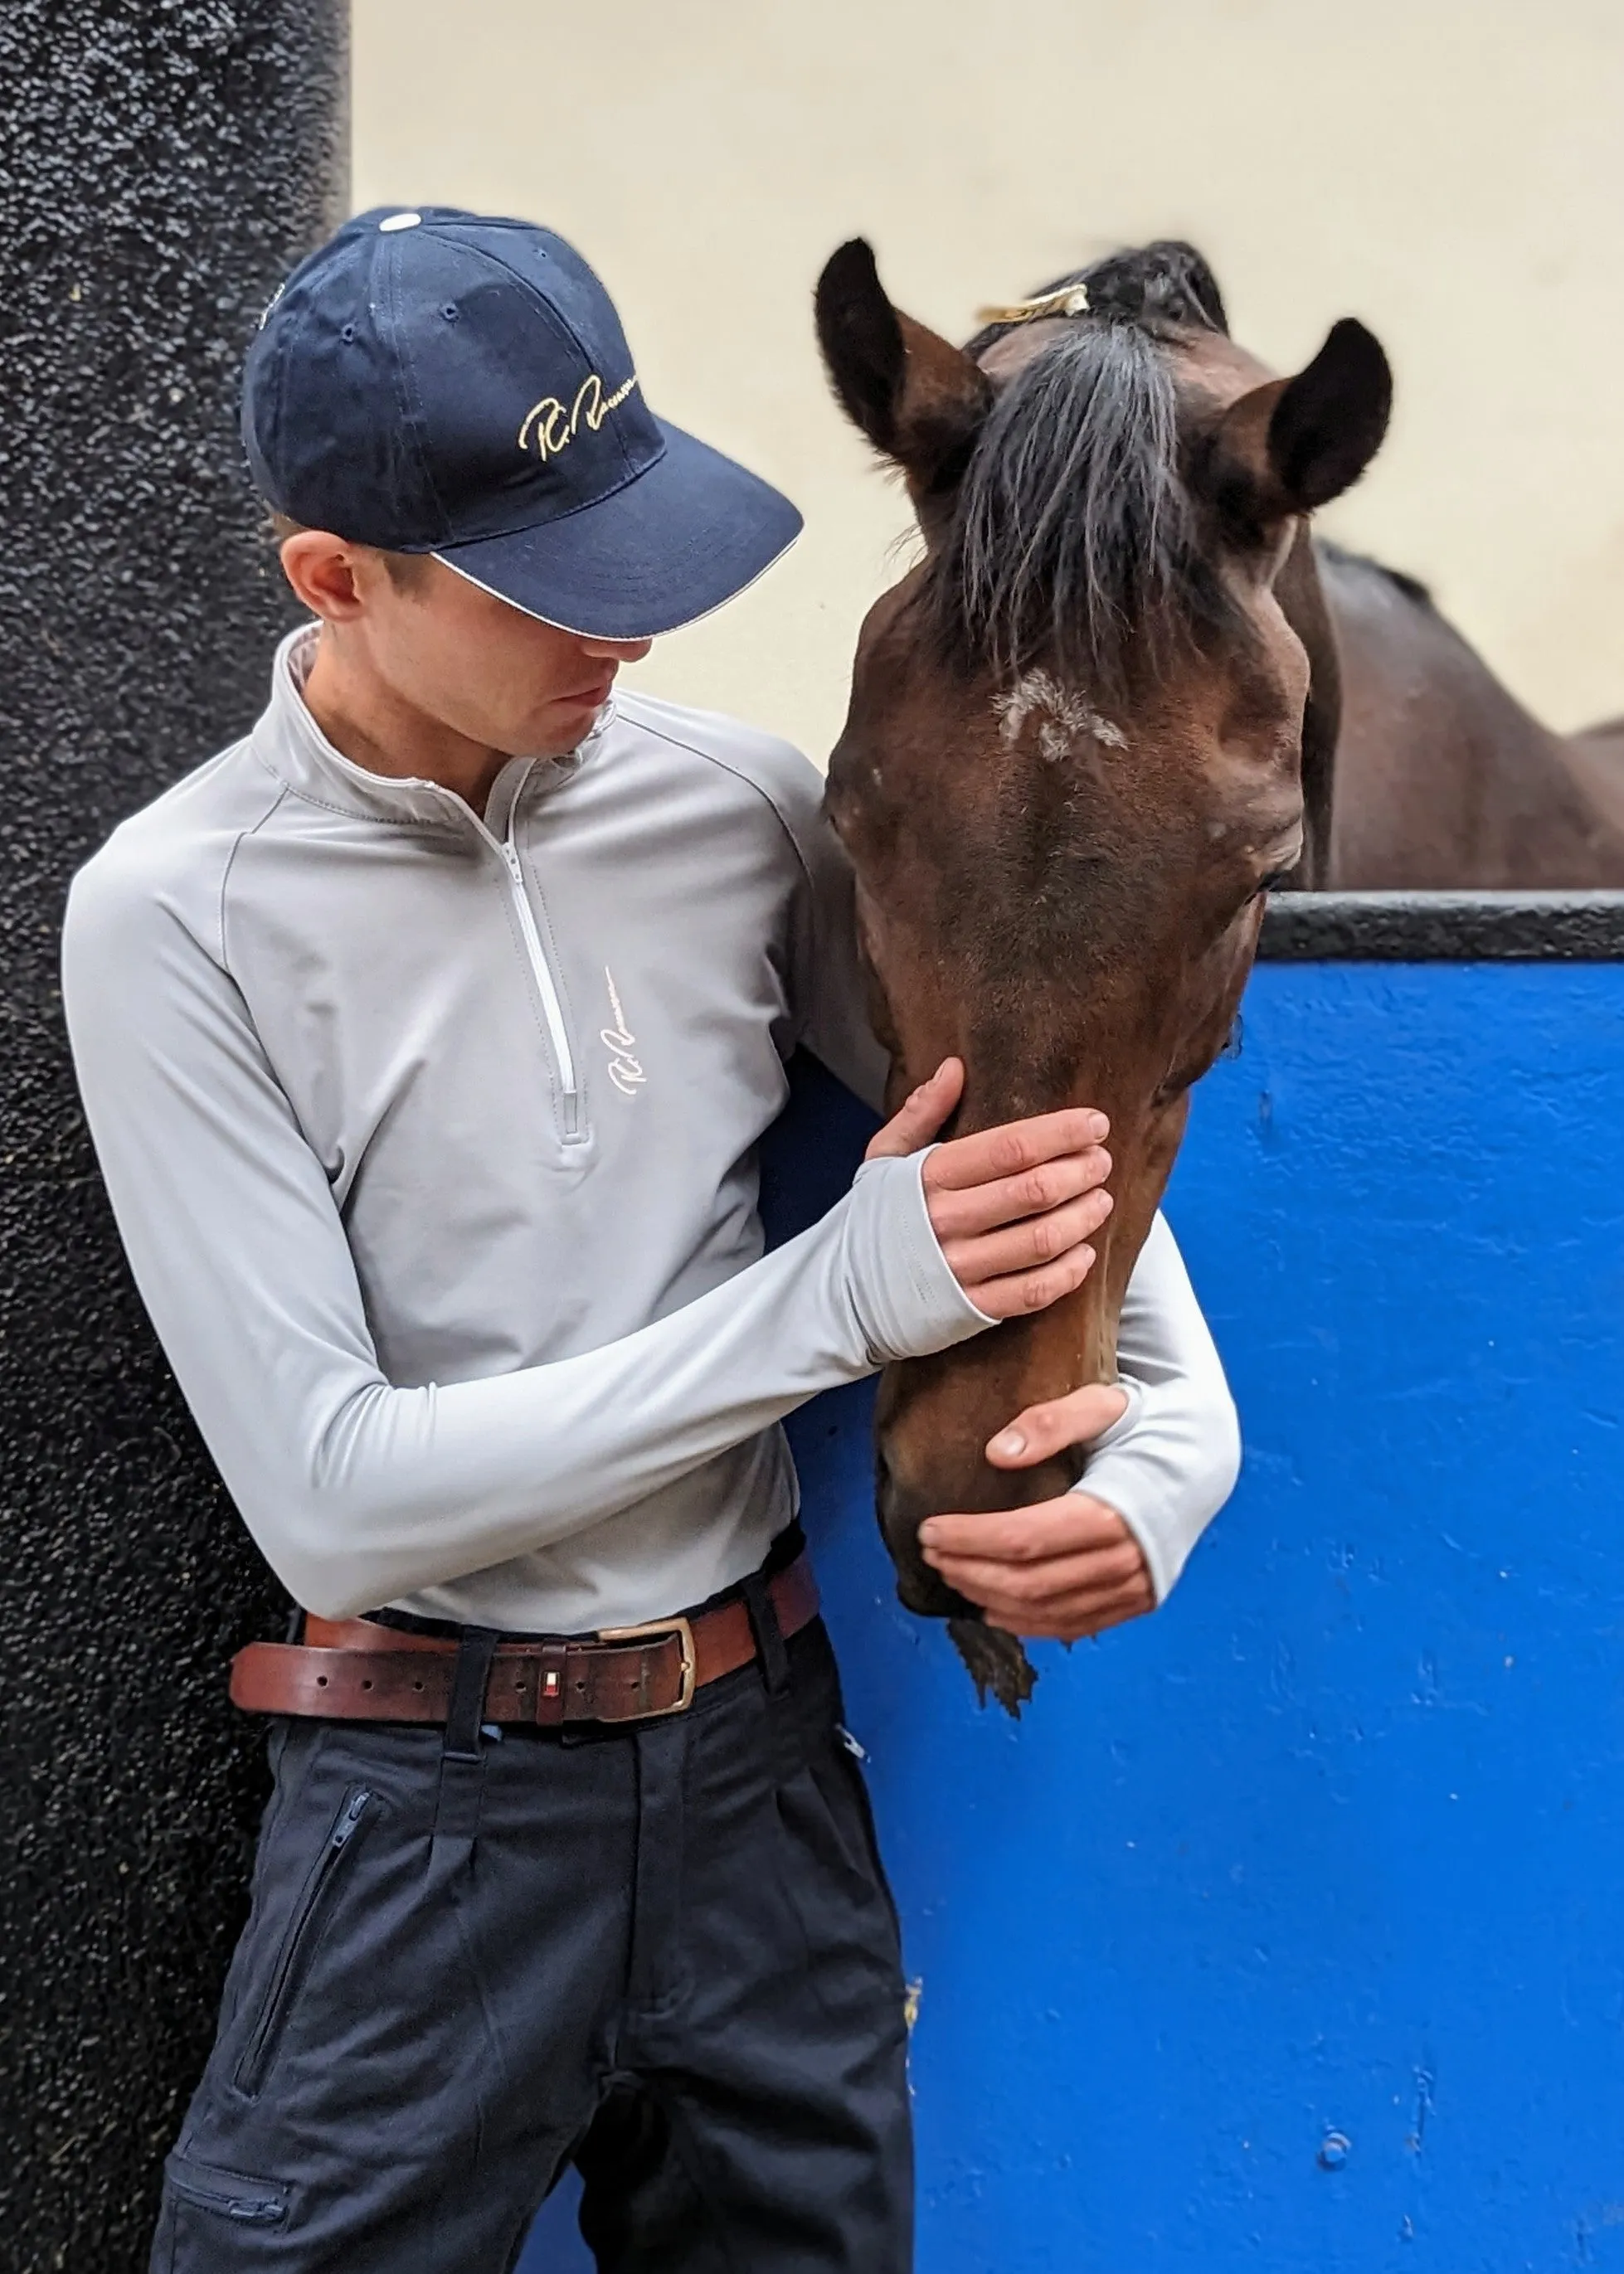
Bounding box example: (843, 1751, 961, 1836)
(990, 668, 1127, 756)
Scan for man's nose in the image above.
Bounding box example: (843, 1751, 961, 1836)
(579, 635, 654, 664)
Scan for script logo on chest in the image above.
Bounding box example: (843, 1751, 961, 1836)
(600, 969, 645, 1099)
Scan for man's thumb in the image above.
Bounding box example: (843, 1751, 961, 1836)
(864, 1057, 964, 1160)
(985, 1382, 1131, 1468)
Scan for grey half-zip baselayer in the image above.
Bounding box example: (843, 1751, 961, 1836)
(61, 625, 1240, 1636)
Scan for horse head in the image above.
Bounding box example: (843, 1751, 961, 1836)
(814, 237, 1391, 1708)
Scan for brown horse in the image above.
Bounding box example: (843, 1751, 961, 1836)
(814, 239, 1392, 1708)
(1316, 542, 1624, 887)
(942, 246, 1624, 888)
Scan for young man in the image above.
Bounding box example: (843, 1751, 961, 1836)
(63, 209, 1239, 2272)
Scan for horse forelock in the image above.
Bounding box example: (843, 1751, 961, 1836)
(926, 311, 1236, 703)
(932, 239, 1237, 702)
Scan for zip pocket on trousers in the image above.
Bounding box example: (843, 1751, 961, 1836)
(165, 2151, 288, 2227)
(233, 1785, 373, 2097)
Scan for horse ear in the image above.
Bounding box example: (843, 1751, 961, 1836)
(815, 239, 994, 503)
(1205, 318, 1392, 530)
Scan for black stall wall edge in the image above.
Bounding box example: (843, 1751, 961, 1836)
(1262, 892, 1624, 961)
(0, 7, 348, 2265)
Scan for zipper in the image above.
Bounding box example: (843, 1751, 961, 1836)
(498, 818, 582, 1139)
(234, 1786, 372, 2097)
(168, 2170, 286, 2227)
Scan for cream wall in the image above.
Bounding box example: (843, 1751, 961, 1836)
(353, 0, 1624, 764)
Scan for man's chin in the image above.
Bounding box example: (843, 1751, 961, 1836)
(519, 699, 606, 757)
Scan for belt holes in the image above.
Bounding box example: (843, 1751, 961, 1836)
(361, 1678, 373, 1691)
(413, 1679, 425, 1692)
(316, 1674, 328, 1687)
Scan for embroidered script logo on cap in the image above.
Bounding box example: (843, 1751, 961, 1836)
(518, 372, 640, 464)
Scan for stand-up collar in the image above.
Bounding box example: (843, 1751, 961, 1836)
(250, 624, 615, 831)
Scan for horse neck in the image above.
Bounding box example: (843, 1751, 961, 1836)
(1321, 549, 1624, 888)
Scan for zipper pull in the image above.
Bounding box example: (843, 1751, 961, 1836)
(501, 843, 524, 884)
(330, 1790, 371, 1850)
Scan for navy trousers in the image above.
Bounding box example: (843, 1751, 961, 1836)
(149, 1611, 912, 2272)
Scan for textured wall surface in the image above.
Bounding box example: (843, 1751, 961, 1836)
(0, 6, 346, 2263)
(596, 974, 1623, 2274)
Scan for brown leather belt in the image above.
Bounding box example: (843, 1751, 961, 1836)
(230, 1554, 819, 1728)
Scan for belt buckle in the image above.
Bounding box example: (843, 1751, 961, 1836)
(594, 1616, 698, 1718)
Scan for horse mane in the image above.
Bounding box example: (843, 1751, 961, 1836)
(1315, 537, 1435, 613)
(929, 241, 1236, 702)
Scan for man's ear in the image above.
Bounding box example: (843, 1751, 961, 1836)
(1204, 318, 1392, 534)
(814, 239, 994, 506)
(279, 527, 367, 620)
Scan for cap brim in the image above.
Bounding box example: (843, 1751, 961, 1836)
(430, 421, 803, 640)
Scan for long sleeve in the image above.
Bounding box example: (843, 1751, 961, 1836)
(1076, 1211, 1242, 1602)
(775, 763, 1242, 1601)
(61, 866, 991, 1623)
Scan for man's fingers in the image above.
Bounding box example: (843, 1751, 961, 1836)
(960, 1244, 1099, 1319)
(985, 1382, 1131, 1470)
(878, 1090, 1115, 1319)
(864, 1057, 965, 1161)
(922, 1107, 1109, 1194)
(918, 1493, 1128, 1565)
(918, 1489, 1155, 1642)
(986, 1589, 1154, 1643)
(926, 1145, 1111, 1242)
(926, 1538, 1149, 1611)
(939, 1188, 1113, 1288)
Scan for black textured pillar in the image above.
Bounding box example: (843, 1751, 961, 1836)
(0, 8, 348, 2264)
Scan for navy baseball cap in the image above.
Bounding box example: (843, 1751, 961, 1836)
(243, 207, 802, 640)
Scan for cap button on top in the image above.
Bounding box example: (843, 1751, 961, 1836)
(378, 211, 422, 232)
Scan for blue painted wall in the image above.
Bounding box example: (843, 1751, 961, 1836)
(524, 960, 1624, 2272)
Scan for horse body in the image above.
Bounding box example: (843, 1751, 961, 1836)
(814, 240, 1391, 1707)
(1319, 544, 1624, 887)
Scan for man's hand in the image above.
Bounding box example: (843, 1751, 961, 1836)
(917, 1382, 1156, 1642)
(866, 1058, 1113, 1318)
